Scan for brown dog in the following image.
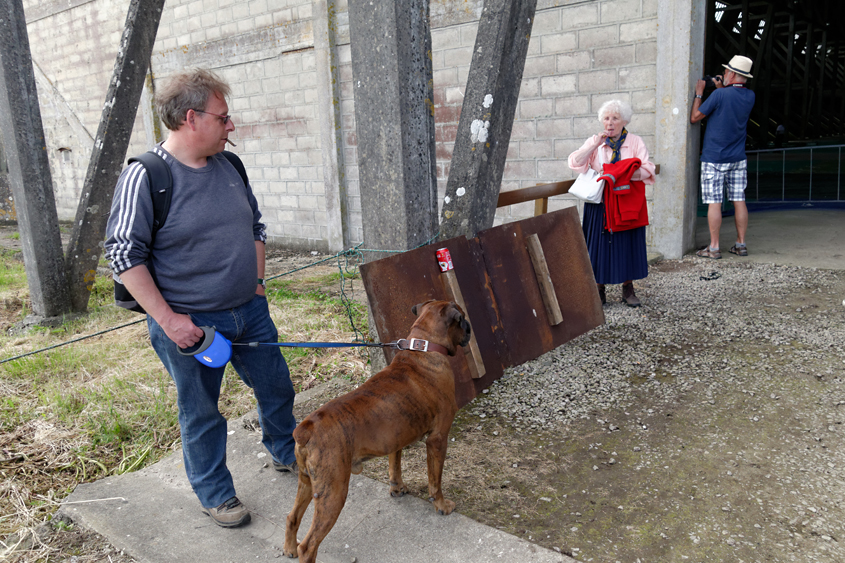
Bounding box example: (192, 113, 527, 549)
(283, 300, 471, 562)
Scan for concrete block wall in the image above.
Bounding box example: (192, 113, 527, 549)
(150, 0, 327, 250)
(23, 0, 658, 252)
(335, 41, 363, 245)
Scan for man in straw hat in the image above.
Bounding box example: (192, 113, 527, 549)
(690, 55, 756, 259)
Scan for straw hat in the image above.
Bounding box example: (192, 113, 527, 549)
(723, 55, 753, 78)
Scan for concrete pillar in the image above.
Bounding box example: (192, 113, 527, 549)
(652, 0, 706, 259)
(64, 0, 166, 312)
(0, 0, 71, 317)
(348, 0, 438, 373)
(348, 0, 438, 255)
(314, 0, 347, 252)
(439, 0, 536, 240)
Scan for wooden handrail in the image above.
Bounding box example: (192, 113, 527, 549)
(497, 164, 660, 216)
(497, 180, 574, 208)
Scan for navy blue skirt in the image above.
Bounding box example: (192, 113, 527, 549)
(582, 201, 648, 284)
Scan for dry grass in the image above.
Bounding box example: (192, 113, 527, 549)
(0, 246, 370, 562)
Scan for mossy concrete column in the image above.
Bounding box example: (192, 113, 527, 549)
(0, 0, 70, 317)
(653, 0, 706, 259)
(348, 0, 438, 373)
(348, 0, 438, 255)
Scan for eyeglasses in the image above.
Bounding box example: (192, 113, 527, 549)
(192, 109, 231, 125)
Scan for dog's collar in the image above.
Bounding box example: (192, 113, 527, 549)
(396, 338, 450, 356)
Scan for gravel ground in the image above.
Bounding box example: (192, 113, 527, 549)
(452, 256, 845, 562)
(473, 258, 843, 428)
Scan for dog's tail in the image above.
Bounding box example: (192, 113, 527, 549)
(293, 419, 314, 446)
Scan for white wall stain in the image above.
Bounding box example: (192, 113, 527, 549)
(482, 94, 493, 108)
(456, 187, 466, 197)
(444, 195, 451, 204)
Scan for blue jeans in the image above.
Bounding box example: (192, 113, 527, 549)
(148, 294, 297, 509)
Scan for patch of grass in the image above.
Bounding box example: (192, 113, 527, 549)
(0, 249, 26, 289)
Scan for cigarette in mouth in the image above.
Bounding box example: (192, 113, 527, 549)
(225, 138, 237, 147)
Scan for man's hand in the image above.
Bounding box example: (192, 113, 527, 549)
(160, 312, 204, 350)
(713, 74, 724, 88)
(695, 79, 706, 97)
(118, 264, 204, 348)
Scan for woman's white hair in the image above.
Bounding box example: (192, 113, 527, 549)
(597, 99, 633, 124)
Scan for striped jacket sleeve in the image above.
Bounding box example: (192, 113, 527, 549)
(104, 160, 156, 275)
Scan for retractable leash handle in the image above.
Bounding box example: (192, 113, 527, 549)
(176, 326, 233, 368)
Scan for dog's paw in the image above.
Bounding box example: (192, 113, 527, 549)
(389, 482, 409, 497)
(434, 498, 455, 515)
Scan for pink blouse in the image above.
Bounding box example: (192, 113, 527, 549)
(567, 133, 656, 185)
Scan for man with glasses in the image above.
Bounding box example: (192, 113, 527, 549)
(105, 69, 298, 528)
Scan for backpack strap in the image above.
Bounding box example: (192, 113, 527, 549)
(221, 150, 249, 189)
(127, 151, 173, 239)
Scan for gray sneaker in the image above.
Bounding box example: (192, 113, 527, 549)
(203, 496, 251, 528)
(272, 459, 298, 473)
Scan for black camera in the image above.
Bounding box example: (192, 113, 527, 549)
(703, 75, 722, 92)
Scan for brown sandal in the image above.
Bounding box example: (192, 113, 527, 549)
(729, 244, 748, 256)
(695, 246, 722, 259)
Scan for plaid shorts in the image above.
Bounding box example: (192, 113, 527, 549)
(700, 160, 747, 204)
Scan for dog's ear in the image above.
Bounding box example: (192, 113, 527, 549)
(446, 305, 472, 347)
(413, 299, 439, 316)
(445, 304, 462, 324)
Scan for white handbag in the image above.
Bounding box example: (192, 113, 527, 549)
(569, 147, 605, 204)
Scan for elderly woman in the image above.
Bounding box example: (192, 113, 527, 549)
(567, 100, 656, 307)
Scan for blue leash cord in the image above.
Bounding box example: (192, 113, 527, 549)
(178, 326, 418, 368)
(234, 341, 397, 349)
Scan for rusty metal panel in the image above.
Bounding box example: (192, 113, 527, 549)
(360, 207, 603, 408)
(360, 236, 505, 408)
(477, 207, 604, 366)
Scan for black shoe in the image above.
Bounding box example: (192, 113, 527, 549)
(597, 284, 606, 305)
(273, 459, 298, 473)
(203, 496, 251, 528)
(622, 283, 641, 308)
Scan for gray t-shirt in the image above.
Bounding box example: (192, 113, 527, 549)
(105, 145, 266, 313)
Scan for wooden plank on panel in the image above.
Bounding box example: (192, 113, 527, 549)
(526, 234, 563, 326)
(443, 269, 486, 379)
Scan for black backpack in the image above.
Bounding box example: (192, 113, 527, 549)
(113, 150, 249, 313)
